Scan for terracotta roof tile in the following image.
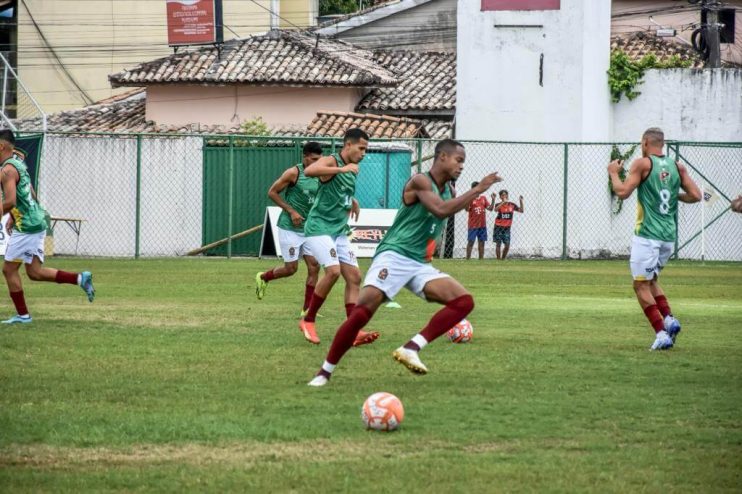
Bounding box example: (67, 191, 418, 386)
(304, 111, 428, 138)
(357, 51, 455, 114)
(611, 32, 704, 68)
(109, 30, 398, 89)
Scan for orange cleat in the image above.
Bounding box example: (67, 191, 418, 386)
(299, 319, 320, 344)
(353, 330, 380, 347)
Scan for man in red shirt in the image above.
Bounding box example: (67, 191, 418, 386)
(489, 189, 524, 259)
(465, 181, 490, 260)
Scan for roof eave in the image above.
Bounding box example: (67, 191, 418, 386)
(110, 80, 399, 89)
(315, 0, 436, 36)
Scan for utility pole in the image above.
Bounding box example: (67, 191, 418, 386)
(704, 0, 722, 68)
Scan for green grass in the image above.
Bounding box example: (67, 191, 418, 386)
(0, 258, 741, 493)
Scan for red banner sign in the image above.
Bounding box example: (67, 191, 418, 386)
(166, 0, 222, 46)
(482, 0, 560, 10)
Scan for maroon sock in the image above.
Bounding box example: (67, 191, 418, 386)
(261, 270, 276, 282)
(303, 294, 326, 323)
(9, 290, 29, 316)
(55, 270, 78, 285)
(643, 304, 665, 333)
(345, 303, 355, 318)
(654, 295, 672, 318)
(303, 284, 315, 311)
(405, 295, 475, 350)
(326, 305, 373, 365)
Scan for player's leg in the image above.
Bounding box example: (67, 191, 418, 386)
(24, 255, 95, 302)
(630, 236, 672, 350)
(256, 228, 302, 300)
(2, 260, 30, 323)
(651, 241, 681, 341)
(493, 228, 502, 259)
(336, 236, 378, 346)
(477, 228, 486, 260)
(300, 254, 320, 315)
(501, 228, 511, 259)
(394, 275, 473, 374)
(299, 235, 341, 343)
(466, 240, 473, 260)
(308, 286, 386, 387)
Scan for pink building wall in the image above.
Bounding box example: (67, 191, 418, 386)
(146, 85, 367, 129)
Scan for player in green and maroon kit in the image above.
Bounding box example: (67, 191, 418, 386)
(308, 139, 502, 386)
(608, 127, 701, 350)
(255, 142, 322, 316)
(489, 190, 523, 259)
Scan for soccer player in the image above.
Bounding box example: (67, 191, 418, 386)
(308, 139, 503, 387)
(488, 190, 524, 260)
(608, 127, 701, 351)
(0, 129, 95, 324)
(255, 142, 322, 316)
(465, 181, 490, 260)
(298, 128, 378, 347)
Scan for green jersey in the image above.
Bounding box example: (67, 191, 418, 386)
(3, 156, 46, 234)
(635, 155, 680, 242)
(303, 153, 356, 237)
(376, 173, 452, 263)
(276, 163, 319, 233)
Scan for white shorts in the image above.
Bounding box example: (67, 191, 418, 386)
(364, 250, 449, 301)
(630, 235, 673, 281)
(278, 227, 313, 262)
(305, 234, 358, 268)
(5, 230, 45, 264)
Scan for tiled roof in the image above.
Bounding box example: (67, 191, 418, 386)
(305, 111, 428, 138)
(420, 119, 453, 139)
(357, 51, 455, 114)
(109, 30, 398, 88)
(611, 32, 704, 68)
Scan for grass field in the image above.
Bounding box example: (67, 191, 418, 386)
(0, 258, 740, 493)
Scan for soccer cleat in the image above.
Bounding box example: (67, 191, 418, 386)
(255, 272, 267, 300)
(299, 309, 323, 319)
(80, 271, 95, 302)
(664, 315, 682, 343)
(392, 347, 428, 374)
(650, 330, 674, 351)
(307, 375, 329, 387)
(2, 314, 32, 324)
(353, 330, 380, 347)
(298, 319, 320, 344)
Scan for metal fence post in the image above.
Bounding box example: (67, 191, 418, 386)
(561, 143, 568, 260)
(673, 142, 680, 259)
(227, 135, 234, 259)
(135, 134, 142, 259)
(416, 140, 422, 173)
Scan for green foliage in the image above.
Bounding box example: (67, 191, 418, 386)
(608, 144, 638, 214)
(239, 116, 270, 136)
(608, 51, 694, 103)
(1, 258, 741, 491)
(320, 0, 360, 16)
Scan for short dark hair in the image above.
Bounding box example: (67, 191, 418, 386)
(434, 139, 464, 159)
(471, 181, 479, 188)
(343, 128, 369, 143)
(499, 190, 508, 196)
(642, 127, 664, 146)
(303, 141, 323, 156)
(0, 128, 15, 146)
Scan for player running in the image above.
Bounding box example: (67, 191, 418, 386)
(298, 128, 378, 347)
(308, 139, 502, 386)
(608, 127, 701, 351)
(0, 129, 95, 324)
(255, 142, 322, 316)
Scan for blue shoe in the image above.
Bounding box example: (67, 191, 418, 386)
(2, 314, 32, 324)
(650, 330, 673, 351)
(80, 271, 95, 302)
(664, 315, 681, 343)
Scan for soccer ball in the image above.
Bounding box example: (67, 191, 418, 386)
(361, 392, 404, 431)
(447, 319, 473, 343)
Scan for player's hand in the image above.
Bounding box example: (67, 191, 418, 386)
(290, 210, 304, 226)
(607, 159, 623, 174)
(519, 195, 523, 201)
(731, 195, 742, 213)
(476, 172, 503, 192)
(5, 215, 13, 234)
(350, 198, 360, 221)
(343, 163, 359, 175)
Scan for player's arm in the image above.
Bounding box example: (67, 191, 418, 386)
(350, 197, 360, 222)
(267, 167, 303, 226)
(486, 193, 496, 211)
(676, 161, 702, 203)
(413, 172, 502, 220)
(304, 155, 358, 180)
(1, 164, 18, 213)
(608, 158, 647, 200)
(516, 195, 524, 213)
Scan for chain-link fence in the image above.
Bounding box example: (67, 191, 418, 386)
(27, 132, 742, 261)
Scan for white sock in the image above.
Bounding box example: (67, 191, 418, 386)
(321, 361, 336, 374)
(77, 274, 82, 286)
(411, 334, 428, 350)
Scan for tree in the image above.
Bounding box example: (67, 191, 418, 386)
(320, 0, 361, 16)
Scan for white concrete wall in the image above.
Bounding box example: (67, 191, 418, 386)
(612, 69, 742, 143)
(456, 0, 612, 142)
